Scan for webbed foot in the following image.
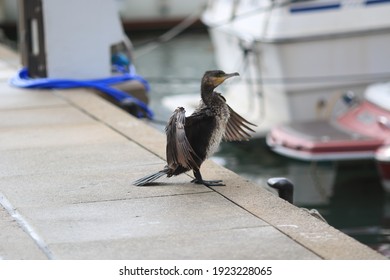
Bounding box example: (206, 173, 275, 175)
(190, 178, 225, 187)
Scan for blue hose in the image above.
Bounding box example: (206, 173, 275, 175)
(9, 68, 154, 119)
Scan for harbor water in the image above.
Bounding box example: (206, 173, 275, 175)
(133, 32, 390, 258)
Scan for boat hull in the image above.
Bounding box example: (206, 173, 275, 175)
(266, 120, 382, 161)
(203, 0, 390, 135)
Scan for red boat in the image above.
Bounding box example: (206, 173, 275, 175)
(267, 82, 390, 190)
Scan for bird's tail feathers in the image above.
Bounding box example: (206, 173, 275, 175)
(133, 169, 168, 186)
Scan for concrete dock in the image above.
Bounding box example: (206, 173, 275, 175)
(0, 44, 386, 260)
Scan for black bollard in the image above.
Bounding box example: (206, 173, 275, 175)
(267, 177, 327, 223)
(267, 177, 294, 204)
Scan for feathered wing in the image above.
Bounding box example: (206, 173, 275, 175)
(165, 107, 200, 170)
(223, 104, 256, 141)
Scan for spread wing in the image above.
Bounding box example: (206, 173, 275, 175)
(223, 104, 256, 141)
(165, 107, 200, 170)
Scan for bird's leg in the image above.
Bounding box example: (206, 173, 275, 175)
(191, 169, 225, 187)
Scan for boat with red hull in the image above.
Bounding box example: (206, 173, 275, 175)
(267, 82, 390, 191)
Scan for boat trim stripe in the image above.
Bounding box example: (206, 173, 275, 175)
(266, 135, 376, 162)
(289, 0, 390, 13)
(365, 0, 390, 5)
(290, 3, 341, 14)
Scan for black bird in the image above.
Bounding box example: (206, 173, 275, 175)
(133, 70, 256, 187)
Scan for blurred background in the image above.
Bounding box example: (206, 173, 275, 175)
(1, 0, 389, 257)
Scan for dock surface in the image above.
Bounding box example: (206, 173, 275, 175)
(0, 44, 385, 260)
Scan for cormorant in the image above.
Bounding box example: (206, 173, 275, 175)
(133, 70, 256, 187)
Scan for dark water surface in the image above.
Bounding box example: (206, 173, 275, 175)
(133, 32, 390, 257)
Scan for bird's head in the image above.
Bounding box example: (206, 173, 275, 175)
(202, 70, 239, 91)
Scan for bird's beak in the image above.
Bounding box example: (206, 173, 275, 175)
(223, 72, 239, 81)
(214, 72, 239, 86)
(226, 72, 240, 79)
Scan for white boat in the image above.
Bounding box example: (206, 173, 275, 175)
(0, 0, 207, 31)
(201, 0, 390, 136)
(116, 0, 205, 22)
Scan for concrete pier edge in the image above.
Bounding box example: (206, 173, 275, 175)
(56, 88, 385, 260)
